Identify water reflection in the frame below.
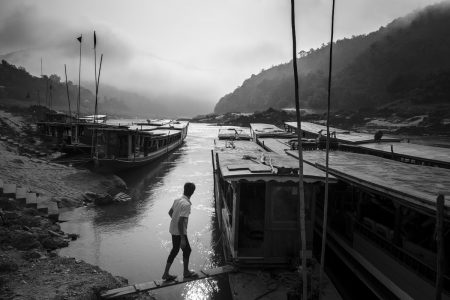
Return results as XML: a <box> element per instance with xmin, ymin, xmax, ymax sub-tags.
<box><xmin>59</xmin><ymin>123</ymin><xmax>232</xmax><ymax>299</ymax></box>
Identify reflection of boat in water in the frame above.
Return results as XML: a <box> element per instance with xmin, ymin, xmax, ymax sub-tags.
<box><xmin>252</xmin><ymin>122</ymin><xmax>450</xmax><ymax>299</ymax></box>
<box><xmin>212</xmin><ymin>136</ymin><xmax>341</xmax><ymax>299</ymax></box>
<box><xmin>91</xmin><ymin>121</ymin><xmax>189</xmax><ymax>173</ymax></box>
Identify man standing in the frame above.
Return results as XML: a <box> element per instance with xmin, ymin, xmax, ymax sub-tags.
<box><xmin>162</xmin><ymin>182</ymin><xmax>198</xmax><ymax>281</ymax></box>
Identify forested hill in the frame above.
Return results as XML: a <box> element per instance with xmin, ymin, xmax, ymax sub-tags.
<box><xmin>0</xmin><ymin>60</ymin><xmax>162</xmax><ymax>117</ymax></box>
<box><xmin>214</xmin><ymin>2</ymin><xmax>450</xmax><ymax>115</ymax></box>
<box><xmin>0</xmin><ymin>59</ymin><xmax>98</xmax><ymax>114</ymax></box>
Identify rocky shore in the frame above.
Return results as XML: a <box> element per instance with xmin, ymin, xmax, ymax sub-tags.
<box><xmin>0</xmin><ymin>107</ymin><xmax>152</xmax><ymax>299</ymax></box>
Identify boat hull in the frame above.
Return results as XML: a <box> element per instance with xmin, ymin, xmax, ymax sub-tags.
<box><xmin>93</xmin><ymin>139</ymin><xmax>184</xmax><ymax>173</ymax></box>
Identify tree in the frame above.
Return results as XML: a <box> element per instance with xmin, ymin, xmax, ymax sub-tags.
<box><xmin>49</xmin><ymin>74</ymin><xmax>61</xmax><ymax>83</ymax></box>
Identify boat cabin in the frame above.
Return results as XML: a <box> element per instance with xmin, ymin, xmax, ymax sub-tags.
<box><xmin>213</xmin><ymin>140</ymin><xmax>336</xmax><ymax>266</ymax></box>
<box><xmin>287</xmin><ymin>150</ymin><xmax>450</xmax><ymax>299</ymax></box>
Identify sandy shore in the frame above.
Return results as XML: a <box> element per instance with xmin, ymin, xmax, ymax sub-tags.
<box><xmin>0</xmin><ymin>108</ymin><xmax>153</xmax><ymax>299</ymax></box>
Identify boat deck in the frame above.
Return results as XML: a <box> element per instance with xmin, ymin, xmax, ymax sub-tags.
<box><xmin>215</xmin><ymin>139</ymin><xmax>336</xmax><ymax>182</ymax></box>
<box><xmin>284</xmin><ymin>121</ymin><xmax>402</xmax><ymax>144</ymax></box>
<box><xmin>258</xmin><ymin>137</ymin><xmax>292</xmax><ymax>154</ymax></box>
<box><xmin>250</xmin><ymin>123</ymin><xmax>296</xmax><ymax>138</ymax></box>
<box><xmin>344</xmin><ymin>141</ymin><xmax>450</xmax><ymax>168</ymax></box>
<box><xmin>286</xmin><ymin>150</ymin><xmax>450</xmax><ymax>214</ymax></box>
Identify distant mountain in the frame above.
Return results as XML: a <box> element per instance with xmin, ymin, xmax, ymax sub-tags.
<box><xmin>0</xmin><ymin>60</ymin><xmax>183</xmax><ymax>118</ymax></box>
<box><xmin>0</xmin><ymin>59</ymin><xmax>97</xmax><ymax>114</ymax></box>
<box><xmin>214</xmin><ymin>2</ymin><xmax>450</xmax><ymax>116</ymax></box>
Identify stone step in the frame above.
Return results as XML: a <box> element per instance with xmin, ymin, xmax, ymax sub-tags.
<box><xmin>47</xmin><ymin>201</ymin><xmax>59</xmax><ymax>221</ymax></box>
<box><xmin>16</xmin><ymin>187</ymin><xmax>27</xmax><ymax>199</ymax></box>
<box><xmin>3</xmin><ymin>183</ymin><xmax>16</xmax><ymax>196</ymax></box>
<box><xmin>25</xmin><ymin>193</ymin><xmax>37</xmax><ymax>208</ymax></box>
<box><xmin>37</xmin><ymin>196</ymin><xmax>51</xmax><ymax>214</ymax></box>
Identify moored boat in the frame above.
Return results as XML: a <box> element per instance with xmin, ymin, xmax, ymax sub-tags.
<box><xmin>212</xmin><ymin>135</ymin><xmax>341</xmax><ymax>299</ymax></box>
<box><xmin>251</xmin><ymin>122</ymin><xmax>450</xmax><ymax>299</ymax></box>
<box><xmin>91</xmin><ymin>121</ymin><xmax>189</xmax><ymax>173</ymax></box>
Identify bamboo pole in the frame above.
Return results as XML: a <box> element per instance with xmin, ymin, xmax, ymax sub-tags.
<box><xmin>435</xmin><ymin>194</ymin><xmax>444</xmax><ymax>300</ymax></box>
<box><xmin>319</xmin><ymin>0</ymin><xmax>336</xmax><ymax>298</ymax></box>
<box><xmin>290</xmin><ymin>1</ymin><xmax>307</xmax><ymax>298</ymax></box>
<box><xmin>64</xmin><ymin>64</ymin><xmax>72</xmax><ymax>120</ymax></box>
<box><xmin>78</xmin><ymin>34</ymin><xmax>82</xmax><ymax>119</ymax></box>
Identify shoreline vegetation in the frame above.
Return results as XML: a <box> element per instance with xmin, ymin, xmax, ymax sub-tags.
<box><xmin>192</xmin><ymin>107</ymin><xmax>450</xmax><ymax>140</ymax></box>
<box><xmin>0</xmin><ymin>105</ymin><xmax>153</xmax><ymax>299</ymax></box>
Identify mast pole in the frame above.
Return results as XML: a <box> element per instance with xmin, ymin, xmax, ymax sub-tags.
<box><xmin>318</xmin><ymin>0</ymin><xmax>336</xmax><ymax>297</ymax></box>
<box><xmin>290</xmin><ymin>1</ymin><xmax>307</xmax><ymax>299</ymax></box>
<box><xmin>64</xmin><ymin>64</ymin><xmax>72</xmax><ymax>119</ymax></box>
<box><xmin>78</xmin><ymin>34</ymin><xmax>82</xmax><ymax>119</ymax></box>
<box><xmin>94</xmin><ymin>31</ymin><xmax>98</xmax><ymax>124</ymax></box>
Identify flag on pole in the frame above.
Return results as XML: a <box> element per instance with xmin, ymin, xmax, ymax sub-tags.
<box><xmin>77</xmin><ymin>35</ymin><xmax>82</xmax><ymax>43</ymax></box>
<box><xmin>94</xmin><ymin>31</ymin><xmax>97</xmax><ymax>48</ymax></box>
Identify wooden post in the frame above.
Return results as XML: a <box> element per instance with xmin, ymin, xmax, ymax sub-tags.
<box><xmin>435</xmin><ymin>194</ymin><xmax>445</xmax><ymax>300</ymax></box>
<box><xmin>64</xmin><ymin>64</ymin><xmax>72</xmax><ymax>121</ymax></box>
<box><xmin>319</xmin><ymin>0</ymin><xmax>336</xmax><ymax>298</ymax></box>
<box><xmin>290</xmin><ymin>1</ymin><xmax>307</xmax><ymax>298</ymax></box>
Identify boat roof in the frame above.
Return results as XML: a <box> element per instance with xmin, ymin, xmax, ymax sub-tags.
<box><xmin>214</xmin><ymin>140</ymin><xmax>335</xmax><ymax>182</ymax></box>
<box><xmin>258</xmin><ymin>137</ymin><xmax>294</xmax><ymax>154</ymax></box>
<box><xmin>250</xmin><ymin>123</ymin><xmax>296</xmax><ymax>138</ymax></box>
<box><xmin>286</xmin><ymin>150</ymin><xmax>450</xmax><ymax>214</ymax></box>
<box><xmin>358</xmin><ymin>142</ymin><xmax>450</xmax><ymax>166</ymax></box>
<box><xmin>91</xmin><ymin>127</ymin><xmax>180</xmax><ymax>137</ymax></box>
<box><xmin>284</xmin><ymin>121</ymin><xmax>402</xmax><ymax>144</ymax></box>
<box><xmin>80</xmin><ymin>114</ymin><xmax>107</xmax><ymax>119</ymax></box>
<box><xmin>218</xmin><ymin>127</ymin><xmax>252</xmax><ymax>140</ymax></box>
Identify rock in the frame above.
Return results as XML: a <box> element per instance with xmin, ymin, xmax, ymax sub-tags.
<box><xmin>0</xmin><ymin>258</ymin><xmax>18</xmax><ymax>273</ymax></box>
<box><xmin>84</xmin><ymin>192</ymin><xmax>115</xmax><ymax>206</ymax></box>
<box><xmin>12</xmin><ymin>158</ymin><xmax>24</xmax><ymax>164</ymax></box>
<box><xmin>3</xmin><ymin>212</ymin><xmax>19</xmax><ymax>220</ymax></box>
<box><xmin>23</xmin><ymin>208</ymin><xmax>40</xmax><ymax>216</ymax></box>
<box><xmin>19</xmin><ymin>215</ymin><xmax>41</xmax><ymax>228</ymax></box>
<box><xmin>41</xmin><ymin>237</ymin><xmax>69</xmax><ymax>250</ymax></box>
<box><xmin>94</xmin><ymin>194</ymin><xmax>113</xmax><ymax>206</ymax></box>
<box><xmin>11</xmin><ymin>230</ymin><xmax>41</xmax><ymax>250</ymax></box>
<box><xmin>67</xmin><ymin>233</ymin><xmax>79</xmax><ymax>241</ymax></box>
<box><xmin>0</xmin><ymin>228</ymin><xmax>11</xmax><ymax>246</ymax></box>
<box><xmin>22</xmin><ymin>250</ymin><xmax>42</xmax><ymax>260</ymax></box>
<box><xmin>108</xmin><ymin>174</ymin><xmax>128</xmax><ymax>190</ymax></box>
<box><xmin>0</xmin><ymin>198</ymin><xmax>18</xmax><ymax>210</ymax></box>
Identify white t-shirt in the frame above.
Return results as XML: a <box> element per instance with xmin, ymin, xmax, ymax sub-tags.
<box><xmin>169</xmin><ymin>195</ymin><xmax>191</xmax><ymax>235</ymax></box>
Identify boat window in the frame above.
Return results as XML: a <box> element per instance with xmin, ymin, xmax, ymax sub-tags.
<box><xmin>269</xmin><ymin>183</ymin><xmax>298</xmax><ymax>222</ymax></box>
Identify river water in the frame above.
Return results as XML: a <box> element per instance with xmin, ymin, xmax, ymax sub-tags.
<box><xmin>59</xmin><ymin>123</ymin><xmax>231</xmax><ymax>300</ymax></box>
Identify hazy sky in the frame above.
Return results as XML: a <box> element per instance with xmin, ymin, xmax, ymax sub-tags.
<box><xmin>0</xmin><ymin>0</ymin><xmax>444</xmax><ymax>114</ymax></box>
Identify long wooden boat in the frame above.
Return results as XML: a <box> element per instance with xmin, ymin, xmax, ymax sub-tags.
<box><xmin>212</xmin><ymin>134</ymin><xmax>341</xmax><ymax>299</ymax></box>
<box><xmin>251</xmin><ymin>123</ymin><xmax>450</xmax><ymax>299</ymax></box>
<box><xmin>91</xmin><ymin>121</ymin><xmax>189</xmax><ymax>173</ymax></box>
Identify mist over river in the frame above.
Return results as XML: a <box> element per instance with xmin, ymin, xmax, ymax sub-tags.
<box><xmin>58</xmin><ymin>123</ymin><xmax>231</xmax><ymax>300</ymax></box>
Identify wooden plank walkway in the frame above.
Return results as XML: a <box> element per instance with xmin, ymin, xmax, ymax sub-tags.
<box><xmin>100</xmin><ymin>265</ymin><xmax>236</xmax><ymax>299</ymax></box>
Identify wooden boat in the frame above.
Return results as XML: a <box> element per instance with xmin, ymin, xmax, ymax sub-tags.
<box><xmin>91</xmin><ymin>121</ymin><xmax>189</xmax><ymax>172</ymax></box>
<box><xmin>218</xmin><ymin>127</ymin><xmax>252</xmax><ymax>140</ymax></box>
<box><xmin>212</xmin><ymin>136</ymin><xmax>341</xmax><ymax>299</ymax></box>
<box><xmin>36</xmin><ymin>112</ymin><xmax>125</xmax><ymax>154</ymax></box>
<box><xmin>250</xmin><ymin>123</ymin><xmax>450</xmax><ymax>299</ymax></box>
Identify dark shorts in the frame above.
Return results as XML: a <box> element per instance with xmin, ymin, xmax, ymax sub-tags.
<box><xmin>167</xmin><ymin>234</ymin><xmax>191</xmax><ymax>264</ymax></box>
